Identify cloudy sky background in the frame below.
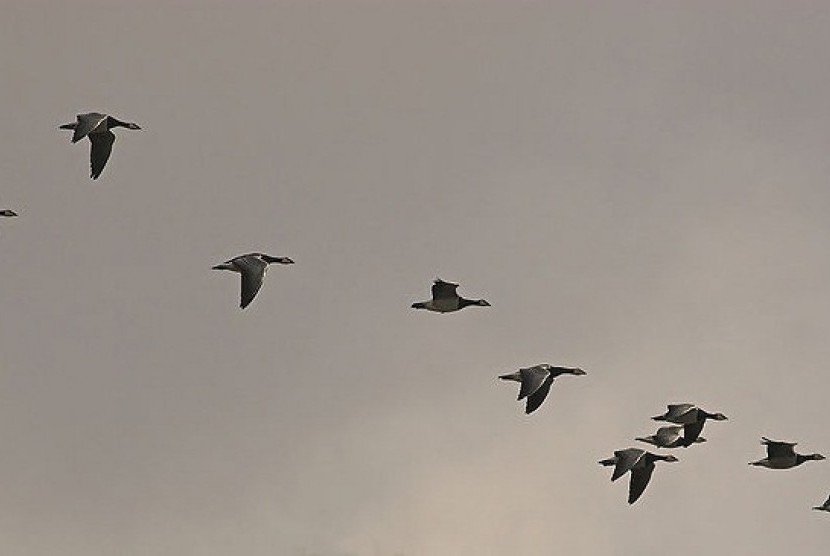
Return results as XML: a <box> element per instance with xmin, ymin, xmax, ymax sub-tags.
<box><xmin>1</xmin><ymin>1</ymin><xmax>829</xmax><ymax>554</ymax></box>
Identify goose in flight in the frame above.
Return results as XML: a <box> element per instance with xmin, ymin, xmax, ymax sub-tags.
<box><xmin>498</xmin><ymin>364</ymin><xmax>586</xmax><ymax>414</ymax></box>
<box><xmin>636</xmin><ymin>425</ymin><xmax>706</xmax><ymax>449</ymax></box>
<box><xmin>749</xmin><ymin>437</ymin><xmax>825</xmax><ymax>469</ymax></box>
<box><xmin>60</xmin><ymin>113</ymin><xmax>141</xmax><ymax>179</ymax></box>
<box><xmin>599</xmin><ymin>448</ymin><xmax>679</xmax><ymax>505</ymax></box>
<box><xmin>212</xmin><ymin>253</ymin><xmax>294</xmax><ymax>309</ymax></box>
<box><xmin>411</xmin><ymin>278</ymin><xmax>490</xmax><ymax>313</ymax></box>
<box><xmin>813</xmin><ymin>493</ymin><xmax>830</xmax><ymax>512</ymax></box>
<box><xmin>652</xmin><ymin>404</ymin><xmax>727</xmax><ymax>444</ymax></box>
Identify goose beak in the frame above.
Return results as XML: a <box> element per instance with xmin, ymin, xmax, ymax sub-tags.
<box><xmin>573</xmin><ymin>368</ymin><xmax>587</xmax><ymax>375</ymax></box>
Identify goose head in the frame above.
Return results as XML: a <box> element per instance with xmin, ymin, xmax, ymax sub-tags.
<box><xmin>262</xmin><ymin>255</ymin><xmax>295</xmax><ymax>265</ymax></box>
<box><xmin>0</xmin><ymin>210</ymin><xmax>17</xmax><ymax>217</ymax></box>
<box><xmin>704</xmin><ymin>411</ymin><xmax>728</xmax><ymax>421</ymax></box>
<box><xmin>472</xmin><ymin>299</ymin><xmax>491</xmax><ymax>307</ymax></box>
<box><xmin>657</xmin><ymin>454</ymin><xmax>679</xmax><ymax>463</ymax></box>
<box><xmin>108</xmin><ymin>117</ymin><xmax>141</xmax><ymax>130</ymax></box>
<box><xmin>805</xmin><ymin>453</ymin><xmax>826</xmax><ymax>461</ymax></box>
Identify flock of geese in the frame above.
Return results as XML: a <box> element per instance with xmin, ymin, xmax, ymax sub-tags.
<box><xmin>2</xmin><ymin>111</ymin><xmax>828</xmax><ymax>511</ymax></box>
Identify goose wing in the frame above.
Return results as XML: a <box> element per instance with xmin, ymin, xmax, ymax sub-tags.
<box><xmin>762</xmin><ymin>437</ymin><xmax>796</xmax><ymax>459</ymax></box>
<box><xmin>628</xmin><ymin>461</ymin><xmax>656</xmax><ymax>504</ymax></box>
<box><xmin>664</xmin><ymin>404</ymin><xmax>696</xmax><ymax>421</ymax></box>
<box><xmin>611</xmin><ymin>448</ymin><xmax>645</xmax><ymax>481</ymax></box>
<box><xmin>516</xmin><ymin>366</ymin><xmax>551</xmax><ymax>400</ymax></box>
<box><xmin>236</xmin><ymin>255</ymin><xmax>269</xmax><ymax>309</ymax></box>
<box><xmin>89</xmin><ymin>131</ymin><xmax>115</xmax><ymax>179</ymax></box>
<box><xmin>431</xmin><ymin>279</ymin><xmax>459</xmax><ymax>300</ymax></box>
<box><xmin>72</xmin><ymin>113</ymin><xmax>108</xmax><ymax>143</ymax></box>
<box><xmin>524</xmin><ymin>374</ymin><xmax>554</xmax><ymax>414</ymax></box>
<box><xmin>655</xmin><ymin>426</ymin><xmax>683</xmax><ymax>446</ymax></box>
<box><xmin>682</xmin><ymin>419</ymin><xmax>706</xmax><ymax>445</ymax></box>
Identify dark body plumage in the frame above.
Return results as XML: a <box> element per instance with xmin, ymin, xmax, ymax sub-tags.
<box><xmin>498</xmin><ymin>364</ymin><xmax>586</xmax><ymax>414</ymax></box>
<box><xmin>652</xmin><ymin>404</ymin><xmax>727</xmax><ymax>445</ymax></box>
<box><xmin>411</xmin><ymin>278</ymin><xmax>490</xmax><ymax>313</ymax></box>
<box><xmin>636</xmin><ymin>425</ymin><xmax>706</xmax><ymax>449</ymax></box>
<box><xmin>212</xmin><ymin>253</ymin><xmax>294</xmax><ymax>309</ymax></box>
<box><xmin>60</xmin><ymin>112</ymin><xmax>141</xmax><ymax>179</ymax></box>
<box><xmin>749</xmin><ymin>437</ymin><xmax>825</xmax><ymax>469</ymax></box>
<box><xmin>599</xmin><ymin>448</ymin><xmax>678</xmax><ymax>504</ymax></box>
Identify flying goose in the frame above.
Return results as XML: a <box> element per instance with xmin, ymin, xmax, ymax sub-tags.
<box><xmin>0</xmin><ymin>210</ymin><xmax>17</xmax><ymax>217</ymax></box>
<box><xmin>60</xmin><ymin>113</ymin><xmax>141</xmax><ymax>179</ymax></box>
<box><xmin>212</xmin><ymin>253</ymin><xmax>294</xmax><ymax>309</ymax></box>
<box><xmin>599</xmin><ymin>448</ymin><xmax>679</xmax><ymax>504</ymax></box>
<box><xmin>636</xmin><ymin>425</ymin><xmax>706</xmax><ymax>449</ymax></box>
<box><xmin>749</xmin><ymin>437</ymin><xmax>825</xmax><ymax>469</ymax></box>
<box><xmin>652</xmin><ymin>404</ymin><xmax>727</xmax><ymax>444</ymax></box>
<box><xmin>813</xmin><ymin>493</ymin><xmax>830</xmax><ymax>512</ymax></box>
<box><xmin>498</xmin><ymin>364</ymin><xmax>586</xmax><ymax>414</ymax></box>
<box><xmin>411</xmin><ymin>278</ymin><xmax>490</xmax><ymax>313</ymax></box>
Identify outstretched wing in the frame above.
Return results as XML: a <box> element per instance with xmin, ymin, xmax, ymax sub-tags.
<box><xmin>524</xmin><ymin>375</ymin><xmax>554</xmax><ymax>414</ymax></box>
<box><xmin>655</xmin><ymin>426</ymin><xmax>684</xmax><ymax>446</ymax></box>
<box><xmin>89</xmin><ymin>131</ymin><xmax>115</xmax><ymax>179</ymax></box>
<box><xmin>628</xmin><ymin>462</ymin><xmax>656</xmax><ymax>504</ymax></box>
<box><xmin>682</xmin><ymin>419</ymin><xmax>706</xmax><ymax>445</ymax></box>
<box><xmin>664</xmin><ymin>404</ymin><xmax>696</xmax><ymax>420</ymax></box>
<box><xmin>236</xmin><ymin>256</ymin><xmax>268</xmax><ymax>309</ymax></box>
<box><xmin>72</xmin><ymin>113</ymin><xmax>108</xmax><ymax>143</ymax></box>
<box><xmin>762</xmin><ymin>437</ymin><xmax>796</xmax><ymax>459</ymax></box>
<box><xmin>431</xmin><ymin>279</ymin><xmax>459</xmax><ymax>300</ymax></box>
<box><xmin>611</xmin><ymin>448</ymin><xmax>645</xmax><ymax>481</ymax></box>
<box><xmin>516</xmin><ymin>366</ymin><xmax>550</xmax><ymax>400</ymax></box>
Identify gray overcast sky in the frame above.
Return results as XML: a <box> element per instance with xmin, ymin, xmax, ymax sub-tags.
<box><xmin>1</xmin><ymin>1</ymin><xmax>829</xmax><ymax>554</ymax></box>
